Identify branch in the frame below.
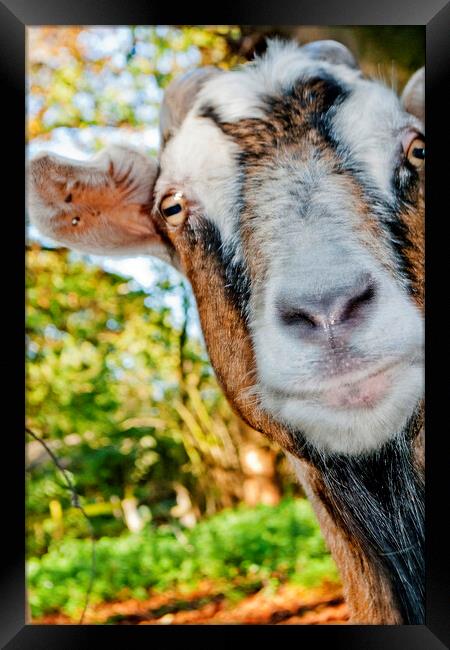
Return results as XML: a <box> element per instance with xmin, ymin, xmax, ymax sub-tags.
<box><xmin>25</xmin><ymin>427</ymin><xmax>96</xmax><ymax>624</ymax></box>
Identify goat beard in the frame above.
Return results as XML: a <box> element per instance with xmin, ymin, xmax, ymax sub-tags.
<box><xmin>295</xmin><ymin>404</ymin><xmax>425</xmax><ymax>624</ymax></box>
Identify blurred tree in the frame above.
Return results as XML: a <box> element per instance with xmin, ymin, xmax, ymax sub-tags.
<box><xmin>27</xmin><ymin>26</ymin><xmax>245</xmax><ymax>144</ymax></box>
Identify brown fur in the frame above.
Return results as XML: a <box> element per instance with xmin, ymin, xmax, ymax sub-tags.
<box><xmin>399</xmin><ymin>190</ymin><xmax>425</xmax><ymax>310</ymax></box>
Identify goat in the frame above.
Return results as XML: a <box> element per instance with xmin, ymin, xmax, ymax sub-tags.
<box><xmin>27</xmin><ymin>40</ymin><xmax>425</xmax><ymax>624</ymax></box>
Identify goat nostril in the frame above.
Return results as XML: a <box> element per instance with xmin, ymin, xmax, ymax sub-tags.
<box><xmin>279</xmin><ymin>307</ymin><xmax>317</xmax><ymax>329</ymax></box>
<box><xmin>340</xmin><ymin>280</ymin><xmax>376</xmax><ymax>323</ymax></box>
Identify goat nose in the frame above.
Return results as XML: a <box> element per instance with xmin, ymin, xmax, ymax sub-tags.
<box><xmin>276</xmin><ymin>274</ymin><xmax>376</xmax><ymax>339</ymax></box>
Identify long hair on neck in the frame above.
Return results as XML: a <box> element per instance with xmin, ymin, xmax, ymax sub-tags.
<box><xmin>300</xmin><ymin>412</ymin><xmax>424</xmax><ymax>624</ymax></box>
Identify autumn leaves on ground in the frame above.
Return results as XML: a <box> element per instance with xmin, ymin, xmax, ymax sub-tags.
<box><xmin>35</xmin><ymin>582</ymin><xmax>348</xmax><ymax>625</ymax></box>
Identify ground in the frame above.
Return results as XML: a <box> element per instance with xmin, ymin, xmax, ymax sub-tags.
<box><xmin>33</xmin><ymin>581</ymin><xmax>349</xmax><ymax>625</ymax></box>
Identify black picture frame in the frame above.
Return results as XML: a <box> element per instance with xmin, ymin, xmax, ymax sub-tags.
<box><xmin>3</xmin><ymin>1</ymin><xmax>449</xmax><ymax>647</ymax></box>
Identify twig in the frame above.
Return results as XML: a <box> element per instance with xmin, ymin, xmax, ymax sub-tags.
<box><xmin>25</xmin><ymin>427</ymin><xmax>96</xmax><ymax>624</ymax></box>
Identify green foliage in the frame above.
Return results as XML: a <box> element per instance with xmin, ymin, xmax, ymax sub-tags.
<box><xmin>28</xmin><ymin>498</ymin><xmax>339</xmax><ymax>618</ymax></box>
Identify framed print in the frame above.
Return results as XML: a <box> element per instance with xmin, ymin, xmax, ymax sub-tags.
<box><xmin>1</xmin><ymin>0</ymin><xmax>449</xmax><ymax>647</ymax></box>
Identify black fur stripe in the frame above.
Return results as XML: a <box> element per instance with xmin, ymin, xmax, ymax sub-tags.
<box><xmin>301</xmin><ymin>416</ymin><xmax>425</xmax><ymax>624</ymax></box>
<box><xmin>186</xmin><ymin>218</ymin><xmax>251</xmax><ymax>321</ymax></box>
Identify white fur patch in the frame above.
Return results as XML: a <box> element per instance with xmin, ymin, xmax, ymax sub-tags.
<box><xmin>157</xmin><ymin>114</ymin><xmax>242</xmax><ymax>245</ymax></box>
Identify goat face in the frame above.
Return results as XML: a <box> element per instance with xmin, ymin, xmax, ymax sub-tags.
<box><xmin>28</xmin><ymin>40</ymin><xmax>425</xmax><ymax>456</ymax></box>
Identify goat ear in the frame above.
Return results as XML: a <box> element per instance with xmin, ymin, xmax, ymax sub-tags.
<box><xmin>27</xmin><ymin>145</ymin><xmax>172</xmax><ymax>262</ymax></box>
<box><xmin>301</xmin><ymin>39</ymin><xmax>358</xmax><ymax>69</ymax></box>
<box><xmin>159</xmin><ymin>67</ymin><xmax>222</xmax><ymax>144</ymax></box>
<box><xmin>401</xmin><ymin>67</ymin><xmax>424</xmax><ymax>124</ymax></box>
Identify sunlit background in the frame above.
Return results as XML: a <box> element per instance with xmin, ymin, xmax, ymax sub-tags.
<box><xmin>26</xmin><ymin>25</ymin><xmax>424</xmax><ymax>625</ymax></box>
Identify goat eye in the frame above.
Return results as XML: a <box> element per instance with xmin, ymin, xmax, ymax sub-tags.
<box><xmin>404</xmin><ymin>133</ymin><xmax>425</xmax><ymax>169</ymax></box>
<box><xmin>71</xmin><ymin>216</ymin><xmax>80</xmax><ymax>226</ymax></box>
<box><xmin>160</xmin><ymin>192</ymin><xmax>188</xmax><ymax>227</ymax></box>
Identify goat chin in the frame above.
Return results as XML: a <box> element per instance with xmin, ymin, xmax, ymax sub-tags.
<box><xmin>256</xmin><ymin>360</ymin><xmax>422</xmax><ymax>455</ymax></box>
